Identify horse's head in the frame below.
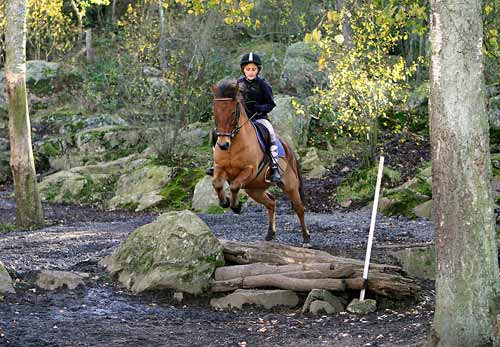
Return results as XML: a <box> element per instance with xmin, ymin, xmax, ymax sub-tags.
<box><xmin>211</xmin><ymin>79</ymin><xmax>242</xmax><ymax>151</ymax></box>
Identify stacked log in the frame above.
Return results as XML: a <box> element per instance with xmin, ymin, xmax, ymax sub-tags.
<box><xmin>213</xmin><ymin>240</ymin><xmax>420</xmax><ymax>299</ymax></box>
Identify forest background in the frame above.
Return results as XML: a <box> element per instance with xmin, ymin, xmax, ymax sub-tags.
<box><xmin>0</xmin><ymin>0</ymin><xmax>499</xmax><ymax>214</ymax></box>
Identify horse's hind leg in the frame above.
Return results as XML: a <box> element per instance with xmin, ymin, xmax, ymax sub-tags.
<box><xmin>245</xmin><ymin>189</ymin><xmax>277</xmax><ymax>241</ymax></box>
<box><xmin>285</xmin><ymin>188</ymin><xmax>311</xmax><ymax>248</ymax></box>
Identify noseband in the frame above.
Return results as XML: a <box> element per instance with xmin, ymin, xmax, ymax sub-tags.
<box><xmin>214</xmin><ymin>98</ymin><xmax>242</xmax><ymax>138</ymax></box>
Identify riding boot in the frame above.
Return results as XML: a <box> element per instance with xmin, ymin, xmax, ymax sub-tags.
<box><xmin>269</xmin><ymin>143</ymin><xmax>281</xmax><ymax>183</ymax></box>
<box><xmin>206</xmin><ymin>129</ymin><xmax>217</xmax><ymax>176</ymax></box>
<box><xmin>270</xmin><ymin>160</ymin><xmax>281</xmax><ymax>183</ymax></box>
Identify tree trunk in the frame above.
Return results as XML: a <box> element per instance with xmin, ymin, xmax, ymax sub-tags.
<box><xmin>85</xmin><ymin>29</ymin><xmax>94</xmax><ymax>62</ymax></box>
<box><xmin>158</xmin><ymin>0</ymin><xmax>167</xmax><ymax>72</ymax></box>
<box><xmin>111</xmin><ymin>0</ymin><xmax>117</xmax><ymax>25</ymax></box>
<box><xmin>5</xmin><ymin>0</ymin><xmax>44</xmax><ymax>229</ymax></box>
<box><xmin>336</xmin><ymin>0</ymin><xmax>353</xmax><ymax>49</ymax></box>
<box><xmin>429</xmin><ymin>0</ymin><xmax>500</xmax><ymax>345</ymax></box>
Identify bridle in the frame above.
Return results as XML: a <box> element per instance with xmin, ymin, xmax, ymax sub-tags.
<box><xmin>213</xmin><ymin>97</ymin><xmax>258</xmax><ymax>138</ymax></box>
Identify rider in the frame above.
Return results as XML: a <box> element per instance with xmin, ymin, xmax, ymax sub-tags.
<box><xmin>207</xmin><ymin>52</ymin><xmax>281</xmax><ymax>183</ymax></box>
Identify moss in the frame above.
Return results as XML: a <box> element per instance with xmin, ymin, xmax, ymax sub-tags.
<box><xmin>43</xmin><ymin>181</ymin><xmax>64</xmax><ymax>202</ymax></box>
<box><xmin>382</xmin><ymin>189</ymin><xmax>430</xmax><ymax>219</ymax></box>
<box><xmin>336</xmin><ymin>165</ymin><xmax>401</xmax><ymax>204</ymax></box>
<box><xmin>206</xmin><ymin>205</ymin><xmax>225</xmax><ymax>214</ymax></box>
<box><xmin>0</xmin><ymin>224</ymin><xmax>16</xmax><ymax>233</ymax></box>
<box><xmin>158</xmin><ymin>168</ymin><xmax>205</xmax><ymax>210</ymax></box>
<box><xmin>41</xmin><ymin>140</ymin><xmax>64</xmax><ymax>156</ymax></box>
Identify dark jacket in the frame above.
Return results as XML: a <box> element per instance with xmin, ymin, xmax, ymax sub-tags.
<box><xmin>237</xmin><ymin>76</ymin><xmax>276</xmax><ymax>121</ymax></box>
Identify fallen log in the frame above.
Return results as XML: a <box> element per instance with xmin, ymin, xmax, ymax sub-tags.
<box><xmin>212</xmin><ymin>267</ymin><xmax>356</xmax><ymax>292</ymax></box>
<box><xmin>220</xmin><ymin>239</ymin><xmax>400</xmax><ymax>272</ymax></box>
<box><xmin>219</xmin><ymin>240</ymin><xmax>420</xmax><ymax>299</ymax></box>
<box><xmin>215</xmin><ymin>262</ymin><xmax>353</xmax><ymax>281</ymax></box>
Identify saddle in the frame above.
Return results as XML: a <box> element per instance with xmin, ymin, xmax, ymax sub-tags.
<box><xmin>251</xmin><ymin>122</ymin><xmax>285</xmax><ymax>157</ymax></box>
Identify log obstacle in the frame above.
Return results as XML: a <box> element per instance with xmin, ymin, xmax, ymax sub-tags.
<box><xmin>214</xmin><ymin>240</ymin><xmax>420</xmax><ymax>299</ymax></box>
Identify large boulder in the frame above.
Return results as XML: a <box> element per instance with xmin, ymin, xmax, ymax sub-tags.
<box><xmin>0</xmin><ymin>261</ymin><xmax>15</xmax><ymax>294</ymax></box>
<box><xmin>270</xmin><ymin>94</ymin><xmax>309</xmax><ymax>150</ymax></box>
<box><xmin>279</xmin><ymin>41</ymin><xmax>327</xmax><ymax>96</ymax></box>
<box><xmin>108</xmin><ymin>165</ymin><xmax>174</xmax><ymax>211</ymax></box>
<box><xmin>103</xmin><ymin>210</ymin><xmax>225</xmax><ymax>294</ymax></box>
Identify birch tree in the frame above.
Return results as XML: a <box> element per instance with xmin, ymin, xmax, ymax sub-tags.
<box><xmin>429</xmin><ymin>0</ymin><xmax>500</xmax><ymax>345</ymax></box>
<box><xmin>5</xmin><ymin>0</ymin><xmax>44</xmax><ymax>228</ymax></box>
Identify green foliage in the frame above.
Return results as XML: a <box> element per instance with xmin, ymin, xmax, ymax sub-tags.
<box><xmin>206</xmin><ymin>205</ymin><xmax>225</xmax><ymax>214</ymax></box>
<box><xmin>159</xmin><ymin>168</ymin><xmax>205</xmax><ymax>210</ymax></box>
<box><xmin>306</xmin><ymin>1</ymin><xmax>418</xmax><ymax>167</ymax></box>
<box><xmin>336</xmin><ymin>165</ymin><xmax>401</xmax><ymax>204</ymax></box>
<box><xmin>381</xmin><ymin>189</ymin><xmax>429</xmax><ymax>219</ymax></box>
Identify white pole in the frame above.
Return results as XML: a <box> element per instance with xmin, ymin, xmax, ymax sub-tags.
<box><xmin>360</xmin><ymin>156</ymin><xmax>384</xmax><ymax>301</ymax></box>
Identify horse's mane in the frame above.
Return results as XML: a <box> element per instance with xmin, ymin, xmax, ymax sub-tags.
<box><xmin>215</xmin><ymin>79</ymin><xmax>239</xmax><ymax>99</ymax></box>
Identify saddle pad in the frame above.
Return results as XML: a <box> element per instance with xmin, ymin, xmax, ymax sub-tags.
<box><xmin>251</xmin><ymin>122</ymin><xmax>285</xmax><ymax>158</ymax></box>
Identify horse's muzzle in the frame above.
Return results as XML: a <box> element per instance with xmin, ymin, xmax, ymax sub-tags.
<box><xmin>218</xmin><ymin>141</ymin><xmax>230</xmax><ymax>151</ymax></box>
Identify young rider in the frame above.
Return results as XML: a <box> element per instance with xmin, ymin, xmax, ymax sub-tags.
<box><xmin>207</xmin><ymin>52</ymin><xmax>281</xmax><ymax>183</ymax></box>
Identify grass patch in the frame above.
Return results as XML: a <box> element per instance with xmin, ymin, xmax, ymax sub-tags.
<box><xmin>0</xmin><ymin>224</ymin><xmax>16</xmax><ymax>233</ymax></box>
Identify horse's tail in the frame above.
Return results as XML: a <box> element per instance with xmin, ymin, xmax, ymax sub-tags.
<box><xmin>279</xmin><ymin>135</ymin><xmax>306</xmax><ymax>205</ymax></box>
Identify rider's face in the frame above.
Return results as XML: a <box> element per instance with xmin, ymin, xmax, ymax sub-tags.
<box><xmin>243</xmin><ymin>63</ymin><xmax>259</xmax><ymax>80</ymax></box>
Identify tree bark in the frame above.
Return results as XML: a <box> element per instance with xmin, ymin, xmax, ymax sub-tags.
<box><xmin>111</xmin><ymin>0</ymin><xmax>117</xmax><ymax>25</ymax></box>
<box><xmin>5</xmin><ymin>0</ymin><xmax>44</xmax><ymax>228</ymax></box>
<box><xmin>85</xmin><ymin>29</ymin><xmax>95</xmax><ymax>62</ymax></box>
<box><xmin>429</xmin><ymin>0</ymin><xmax>500</xmax><ymax>345</ymax></box>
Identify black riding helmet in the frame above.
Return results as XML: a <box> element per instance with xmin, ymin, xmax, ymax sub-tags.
<box><xmin>240</xmin><ymin>52</ymin><xmax>262</xmax><ymax>71</ymax></box>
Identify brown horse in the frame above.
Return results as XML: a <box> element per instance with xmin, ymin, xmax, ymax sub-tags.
<box><xmin>210</xmin><ymin>79</ymin><xmax>311</xmax><ymax>247</ymax></box>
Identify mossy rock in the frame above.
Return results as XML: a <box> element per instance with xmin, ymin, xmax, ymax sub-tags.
<box><xmin>380</xmin><ymin>189</ymin><xmax>431</xmax><ymax>219</ymax></box>
<box><xmin>108</xmin><ymin>165</ymin><xmax>175</xmax><ymax>211</ymax></box>
<box><xmin>39</xmin><ymin>170</ymin><xmax>117</xmax><ymax>207</ymax></box>
<box><xmin>103</xmin><ymin>210</ymin><xmax>225</xmax><ymax>294</ymax></box>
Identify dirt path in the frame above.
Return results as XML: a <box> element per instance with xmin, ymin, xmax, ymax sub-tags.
<box><xmin>0</xmin><ymin>190</ymin><xmax>435</xmax><ymax>347</ymax></box>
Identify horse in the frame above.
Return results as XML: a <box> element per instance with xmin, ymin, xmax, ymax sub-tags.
<box><xmin>210</xmin><ymin>79</ymin><xmax>311</xmax><ymax>247</ymax></box>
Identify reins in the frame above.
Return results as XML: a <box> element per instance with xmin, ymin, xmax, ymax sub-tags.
<box><xmin>214</xmin><ymin>97</ymin><xmax>258</xmax><ymax>138</ymax></box>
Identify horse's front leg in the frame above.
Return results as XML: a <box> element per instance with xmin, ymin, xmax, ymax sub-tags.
<box><xmin>212</xmin><ymin>173</ymin><xmax>229</xmax><ymax>208</ymax></box>
<box><xmin>229</xmin><ymin>167</ymin><xmax>254</xmax><ymax>214</ymax></box>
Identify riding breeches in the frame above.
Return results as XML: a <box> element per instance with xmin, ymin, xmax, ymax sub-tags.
<box><xmin>254</xmin><ymin>119</ymin><xmax>278</xmax><ymax>161</ymax></box>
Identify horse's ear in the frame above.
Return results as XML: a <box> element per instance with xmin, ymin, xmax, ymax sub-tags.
<box><xmin>210</xmin><ymin>84</ymin><xmax>218</xmax><ymax>95</ymax></box>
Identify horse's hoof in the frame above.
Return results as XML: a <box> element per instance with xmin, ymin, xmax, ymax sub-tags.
<box><xmin>231</xmin><ymin>204</ymin><xmax>242</xmax><ymax>214</ymax></box>
<box><xmin>302</xmin><ymin>242</ymin><xmax>312</xmax><ymax>248</ymax></box>
<box><xmin>265</xmin><ymin>233</ymin><xmax>275</xmax><ymax>241</ymax></box>
<box><xmin>220</xmin><ymin>198</ymin><xmax>230</xmax><ymax>208</ymax></box>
